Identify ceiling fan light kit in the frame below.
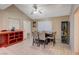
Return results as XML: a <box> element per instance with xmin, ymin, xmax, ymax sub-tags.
<box><xmin>31</xmin><ymin>4</ymin><xmax>42</xmax><ymax>15</ymax></box>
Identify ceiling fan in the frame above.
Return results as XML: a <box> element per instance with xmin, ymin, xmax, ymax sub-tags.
<box><xmin>31</xmin><ymin>4</ymin><xmax>42</xmax><ymax>15</ymax></box>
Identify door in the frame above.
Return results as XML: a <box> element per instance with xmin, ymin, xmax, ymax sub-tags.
<box><xmin>23</xmin><ymin>20</ymin><xmax>31</xmax><ymax>40</ymax></box>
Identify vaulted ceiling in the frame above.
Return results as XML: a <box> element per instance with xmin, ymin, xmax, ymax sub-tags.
<box><xmin>0</xmin><ymin>4</ymin><xmax>72</xmax><ymax>19</ymax></box>
<box><xmin>0</xmin><ymin>4</ymin><xmax>11</xmax><ymax>9</ymax></box>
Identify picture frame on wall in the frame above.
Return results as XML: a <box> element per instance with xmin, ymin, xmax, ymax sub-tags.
<box><xmin>33</xmin><ymin>21</ymin><xmax>36</xmax><ymax>27</ymax></box>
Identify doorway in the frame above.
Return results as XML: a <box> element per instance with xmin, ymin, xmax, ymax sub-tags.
<box><xmin>61</xmin><ymin>21</ymin><xmax>70</xmax><ymax>44</ymax></box>
<box><xmin>23</xmin><ymin>20</ymin><xmax>32</xmax><ymax>41</ymax></box>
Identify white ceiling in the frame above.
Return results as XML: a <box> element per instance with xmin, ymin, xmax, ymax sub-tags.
<box><xmin>0</xmin><ymin>4</ymin><xmax>11</xmax><ymax>9</ymax></box>
<box><xmin>0</xmin><ymin>4</ymin><xmax>72</xmax><ymax>19</ymax></box>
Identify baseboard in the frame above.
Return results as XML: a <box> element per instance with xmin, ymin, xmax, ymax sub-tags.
<box><xmin>75</xmin><ymin>52</ymin><xmax>79</xmax><ymax>55</ymax></box>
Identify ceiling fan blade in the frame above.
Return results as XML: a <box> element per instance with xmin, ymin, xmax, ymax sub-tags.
<box><xmin>33</xmin><ymin>4</ymin><xmax>37</xmax><ymax>9</ymax></box>
<box><xmin>31</xmin><ymin>4</ymin><xmax>42</xmax><ymax>14</ymax></box>
<box><xmin>39</xmin><ymin>11</ymin><xmax>42</xmax><ymax>14</ymax></box>
<box><xmin>31</xmin><ymin>11</ymin><xmax>33</xmax><ymax>15</ymax></box>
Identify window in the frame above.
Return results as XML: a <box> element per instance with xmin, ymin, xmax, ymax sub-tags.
<box><xmin>37</xmin><ymin>20</ymin><xmax>52</xmax><ymax>32</ymax></box>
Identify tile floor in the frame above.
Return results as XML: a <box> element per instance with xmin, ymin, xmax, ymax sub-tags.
<box><xmin>0</xmin><ymin>39</ymin><xmax>74</xmax><ymax>55</ymax></box>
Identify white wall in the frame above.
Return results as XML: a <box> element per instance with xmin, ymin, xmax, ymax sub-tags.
<box><xmin>0</xmin><ymin>5</ymin><xmax>32</xmax><ymax>40</ymax></box>
<box><xmin>69</xmin><ymin>5</ymin><xmax>79</xmax><ymax>52</ymax></box>
<box><xmin>69</xmin><ymin>4</ymin><xmax>79</xmax><ymax>53</ymax></box>
<box><xmin>8</xmin><ymin>18</ymin><xmax>20</xmax><ymax>29</ymax></box>
<box><xmin>72</xmin><ymin>6</ymin><xmax>79</xmax><ymax>53</ymax></box>
<box><xmin>74</xmin><ymin>12</ymin><xmax>79</xmax><ymax>53</ymax></box>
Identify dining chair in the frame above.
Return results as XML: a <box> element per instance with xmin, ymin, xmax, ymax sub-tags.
<box><xmin>54</xmin><ymin>32</ymin><xmax>56</xmax><ymax>43</ymax></box>
<box><xmin>51</xmin><ymin>32</ymin><xmax>56</xmax><ymax>46</ymax></box>
<box><xmin>32</xmin><ymin>31</ymin><xmax>40</xmax><ymax>46</ymax></box>
<box><xmin>46</xmin><ymin>32</ymin><xmax>56</xmax><ymax>46</ymax></box>
<box><xmin>39</xmin><ymin>31</ymin><xmax>47</xmax><ymax>48</ymax></box>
